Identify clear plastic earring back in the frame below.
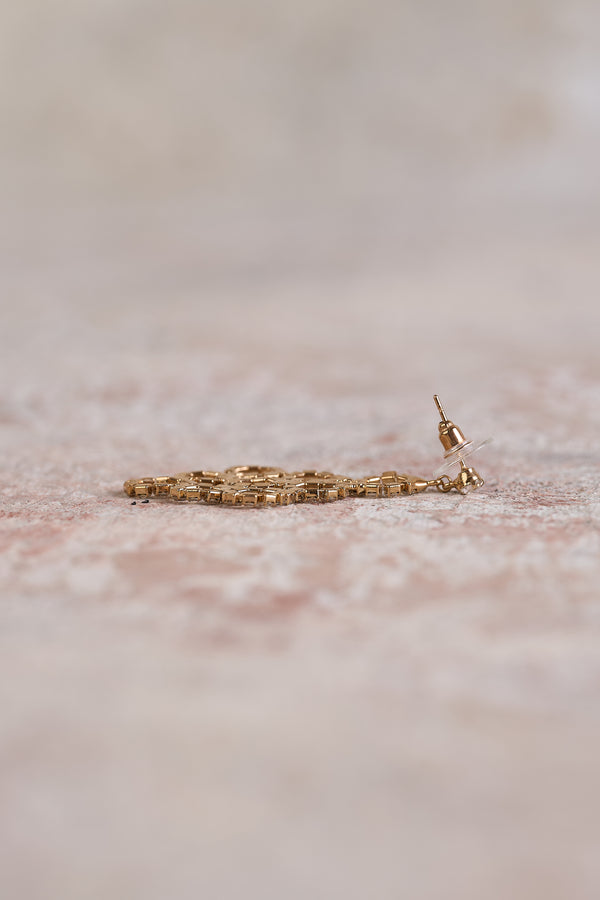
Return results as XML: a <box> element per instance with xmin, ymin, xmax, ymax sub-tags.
<box><xmin>434</xmin><ymin>437</ymin><xmax>492</xmax><ymax>476</ymax></box>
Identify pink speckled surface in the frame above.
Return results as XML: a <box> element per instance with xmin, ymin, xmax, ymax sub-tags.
<box><xmin>2</xmin><ymin>2</ymin><xmax>600</xmax><ymax>899</ymax></box>
<box><xmin>2</xmin><ymin>244</ymin><xmax>600</xmax><ymax>900</ymax></box>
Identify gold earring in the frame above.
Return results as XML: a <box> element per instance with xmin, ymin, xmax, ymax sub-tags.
<box><xmin>123</xmin><ymin>395</ymin><xmax>489</xmax><ymax>505</ymax></box>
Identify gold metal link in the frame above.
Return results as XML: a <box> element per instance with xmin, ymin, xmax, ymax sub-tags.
<box><xmin>123</xmin><ymin>467</ymin><xmax>477</xmax><ymax>505</ymax></box>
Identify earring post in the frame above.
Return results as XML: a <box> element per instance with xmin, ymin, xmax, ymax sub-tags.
<box><xmin>433</xmin><ymin>394</ymin><xmax>448</xmax><ymax>422</ymax></box>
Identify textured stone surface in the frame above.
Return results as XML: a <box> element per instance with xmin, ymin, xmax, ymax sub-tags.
<box><xmin>2</xmin><ymin>2</ymin><xmax>600</xmax><ymax>899</ymax></box>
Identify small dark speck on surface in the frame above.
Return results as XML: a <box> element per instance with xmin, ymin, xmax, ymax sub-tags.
<box><xmin>131</xmin><ymin>501</ymin><xmax>136</xmax><ymax>505</ymax></box>
<box><xmin>141</xmin><ymin>499</ymin><xmax>149</xmax><ymax>504</ymax></box>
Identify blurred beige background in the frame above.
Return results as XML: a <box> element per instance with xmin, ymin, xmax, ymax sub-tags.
<box><xmin>3</xmin><ymin>1</ymin><xmax>600</xmax><ymax>288</ymax></box>
<box><xmin>1</xmin><ymin>2</ymin><xmax>600</xmax><ymax>899</ymax></box>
